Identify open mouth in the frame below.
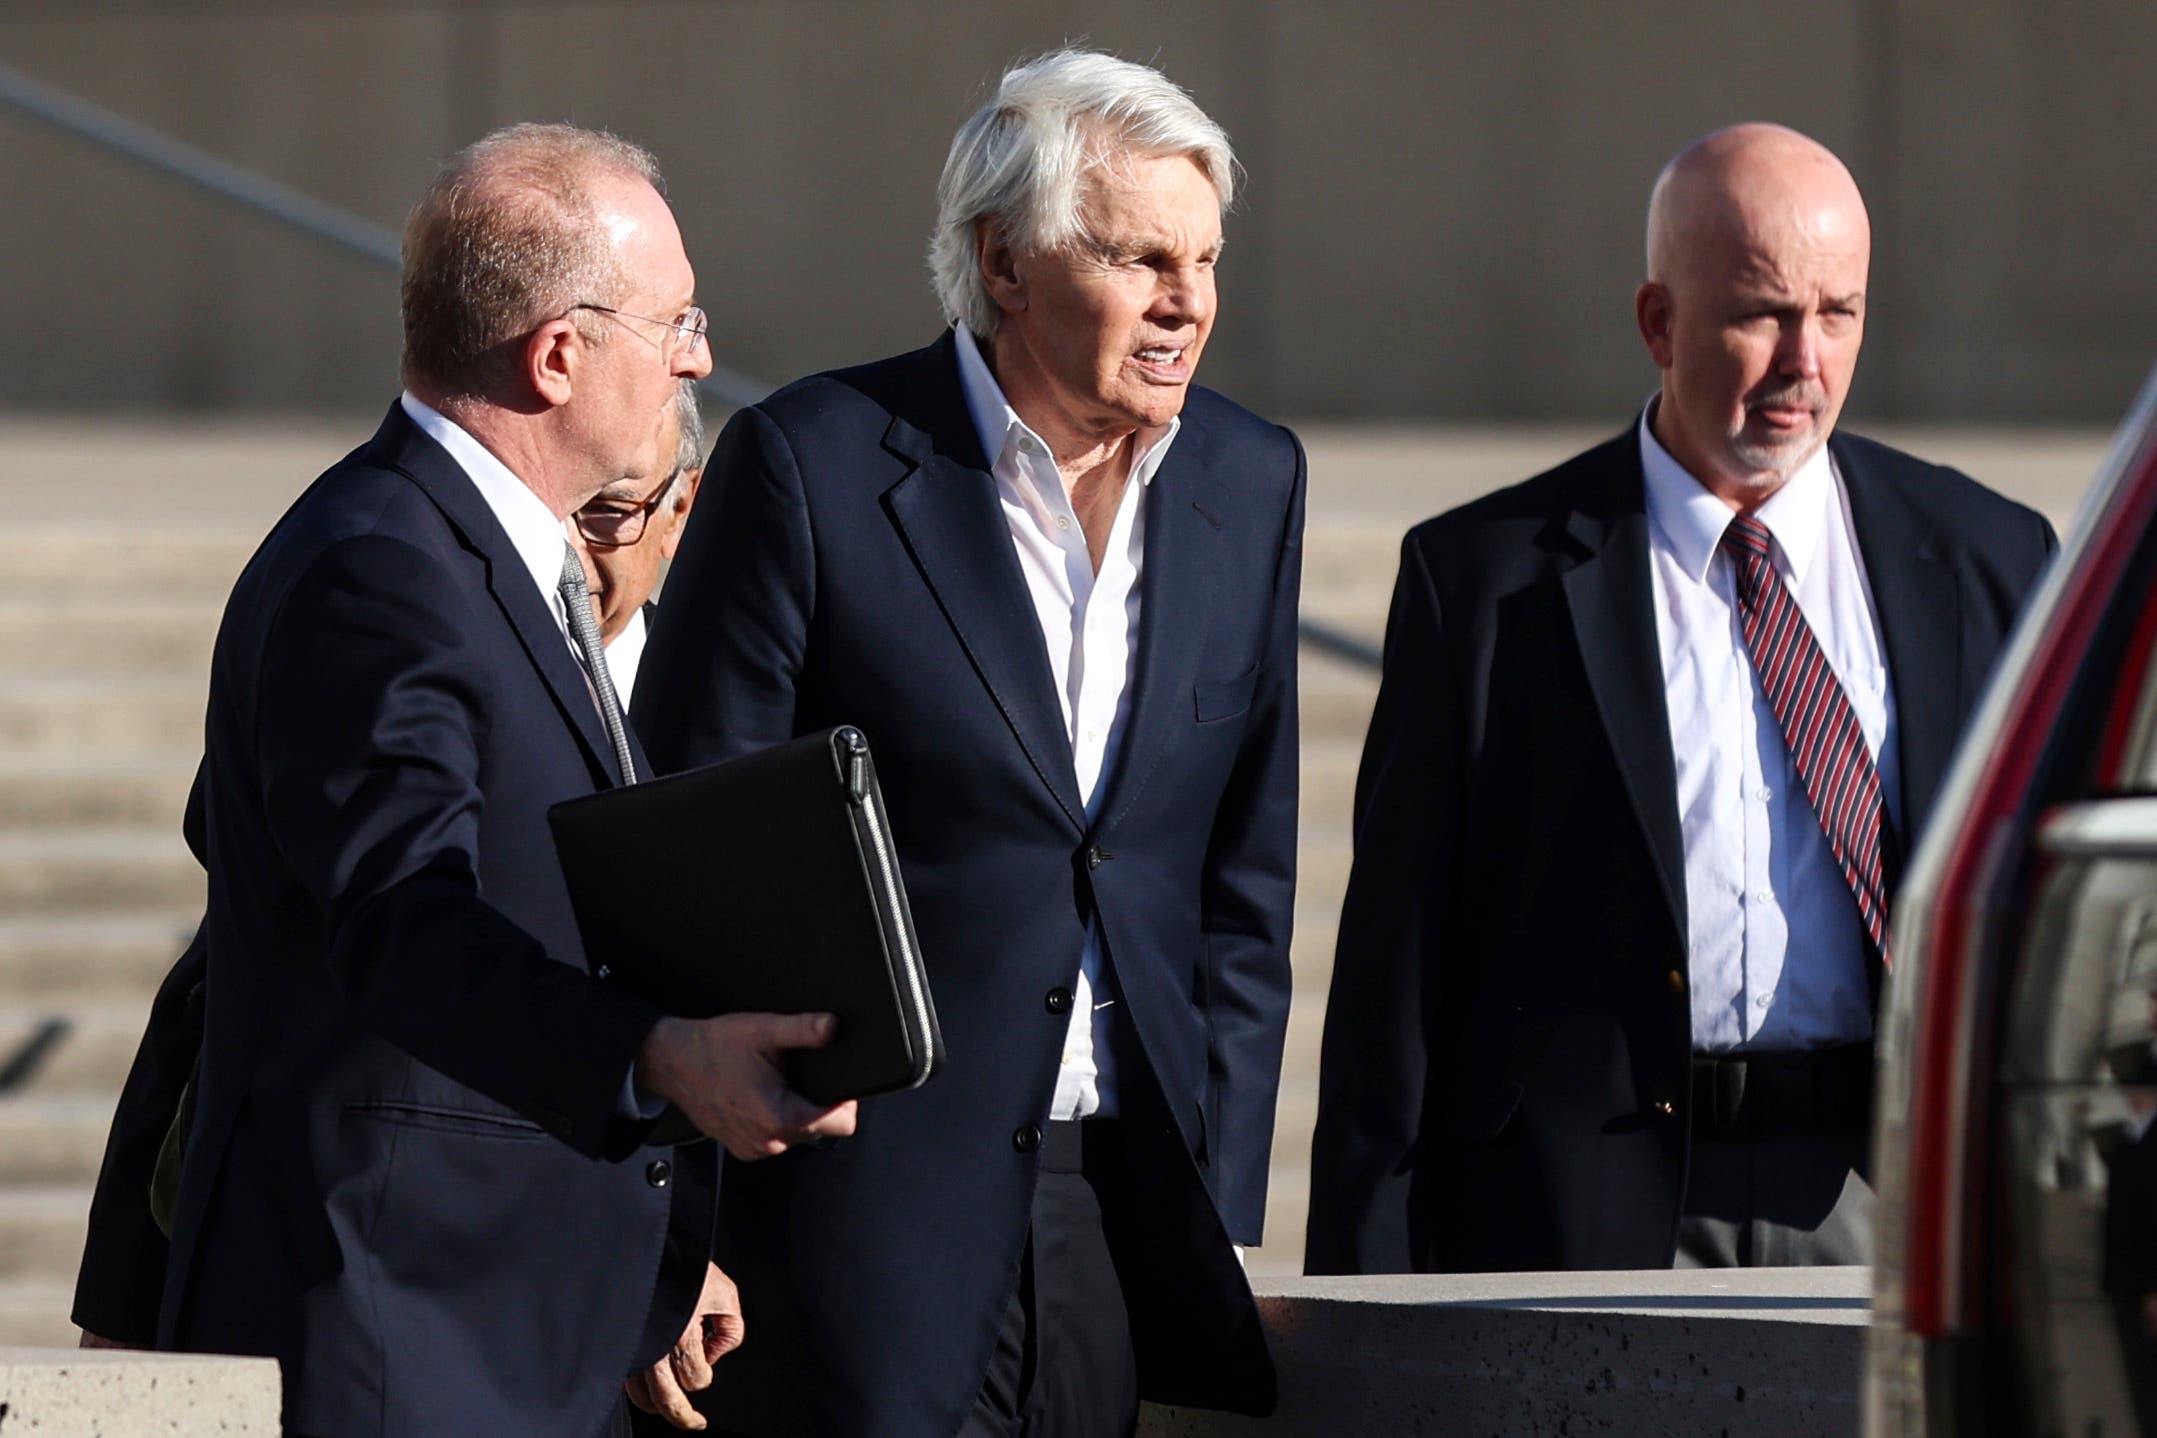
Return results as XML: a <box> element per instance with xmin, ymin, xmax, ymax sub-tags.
<box><xmin>1130</xmin><ymin>344</ymin><xmax>1191</xmax><ymax>381</ymax></box>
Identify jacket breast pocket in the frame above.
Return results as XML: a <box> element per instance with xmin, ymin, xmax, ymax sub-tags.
<box><xmin>1193</xmin><ymin>665</ymin><xmax>1261</xmax><ymax>723</ymax></box>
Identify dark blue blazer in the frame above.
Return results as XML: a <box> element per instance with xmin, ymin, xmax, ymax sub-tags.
<box><xmin>636</xmin><ymin>334</ymin><xmax>1303</xmax><ymax>1435</ymax></box>
<box><xmin>161</xmin><ymin>404</ymin><xmax>715</xmax><ymax>1437</ymax></box>
<box><xmin>1306</xmin><ymin>427</ymin><xmax>2056</xmax><ymax>1276</ymax></box>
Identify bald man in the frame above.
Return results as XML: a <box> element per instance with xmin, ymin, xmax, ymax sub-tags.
<box><xmin>1305</xmin><ymin>124</ymin><xmax>2055</xmax><ymax>1274</ymax></box>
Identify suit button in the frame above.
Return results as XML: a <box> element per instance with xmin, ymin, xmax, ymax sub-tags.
<box><xmin>596</xmin><ymin>965</ymin><xmax>612</xmax><ymax>981</ymax></box>
<box><xmin>646</xmin><ymin>1160</ymin><xmax>672</xmax><ymax>1188</ymax></box>
<box><xmin>1651</xmin><ymin>1099</ymin><xmax>1676</xmax><ymax>1118</ymax></box>
<box><xmin>1667</xmin><ymin>969</ymin><xmax>1686</xmax><ymax>994</ymax></box>
<box><xmin>1046</xmin><ymin>987</ymin><xmax>1073</xmax><ymax>1014</ymax></box>
<box><xmin>1013</xmin><ymin>1125</ymin><xmax>1042</xmax><ymax>1153</ymax></box>
<box><xmin>1085</xmin><ymin>846</ymin><xmax>1104</xmax><ymax>871</ymax></box>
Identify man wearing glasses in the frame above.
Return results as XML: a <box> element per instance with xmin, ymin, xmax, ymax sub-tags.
<box><xmin>73</xmin><ymin>386</ymin><xmax>707</xmax><ymax>1379</ymax></box>
<box><xmin>568</xmin><ymin>379</ymin><xmax>706</xmax><ymax>702</ymax></box>
<box><xmin>73</xmin><ymin>125</ymin><xmax>850</xmax><ymax>1438</ymax></box>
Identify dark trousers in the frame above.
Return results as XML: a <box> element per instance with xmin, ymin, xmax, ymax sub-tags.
<box><xmin>961</xmin><ymin>1120</ymin><xmax>1142</xmax><ymax>1438</ymax></box>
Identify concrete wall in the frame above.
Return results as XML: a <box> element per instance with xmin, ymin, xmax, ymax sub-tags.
<box><xmin>0</xmin><ymin>0</ymin><xmax>2150</xmax><ymax>423</ymax></box>
<box><xmin>1140</xmin><ymin>1268</ymin><xmax>1870</xmax><ymax>1437</ymax></box>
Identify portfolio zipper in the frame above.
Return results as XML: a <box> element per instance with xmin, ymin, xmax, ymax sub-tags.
<box><xmin>839</xmin><ymin>728</ymin><xmax>935</xmax><ymax>1087</ymax></box>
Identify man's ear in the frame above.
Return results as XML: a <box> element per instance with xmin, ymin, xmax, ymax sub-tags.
<box><xmin>978</xmin><ymin>218</ymin><xmax>1027</xmax><ymax>318</ymax></box>
<box><xmin>660</xmin><ymin>467</ymin><xmax>704</xmax><ymax>562</ymax></box>
<box><xmin>525</xmin><ymin>317</ymin><xmax>581</xmax><ymax>408</ymax></box>
<box><xmin>1635</xmin><ymin>283</ymin><xmax>1676</xmax><ymax>369</ymax></box>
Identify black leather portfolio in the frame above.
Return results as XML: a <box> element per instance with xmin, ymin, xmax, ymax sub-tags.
<box><xmin>548</xmin><ymin>726</ymin><xmax>945</xmax><ymax>1105</ymax></box>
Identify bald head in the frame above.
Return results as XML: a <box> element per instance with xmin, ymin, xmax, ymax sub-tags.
<box><xmin>1646</xmin><ymin>124</ymin><xmax>1870</xmax><ymax>285</ymax></box>
<box><xmin>1636</xmin><ymin>124</ymin><xmax>1872</xmax><ymax>506</ymax></box>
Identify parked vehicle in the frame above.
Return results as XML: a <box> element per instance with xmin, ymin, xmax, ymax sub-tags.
<box><xmin>1872</xmin><ymin>366</ymin><xmax>2157</xmax><ymax>1435</ymax></box>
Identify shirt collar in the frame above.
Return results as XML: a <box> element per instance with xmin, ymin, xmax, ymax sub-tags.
<box><xmin>951</xmin><ymin>325</ymin><xmax>1178</xmax><ymax>488</ymax></box>
<box><xmin>1637</xmin><ymin>399</ymin><xmax>1838</xmax><ymax>586</ymax></box>
<box><xmin>400</xmin><ymin>391</ymin><xmax>570</xmax><ymax>604</ymax></box>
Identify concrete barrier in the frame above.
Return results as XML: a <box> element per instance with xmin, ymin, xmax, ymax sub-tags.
<box><xmin>1141</xmin><ymin>1268</ymin><xmax>1868</xmax><ymax>1437</ymax></box>
<box><xmin>0</xmin><ymin>1346</ymin><xmax>279</xmax><ymax>1435</ymax></box>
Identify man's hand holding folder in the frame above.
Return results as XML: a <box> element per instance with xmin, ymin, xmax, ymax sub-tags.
<box><xmin>638</xmin><ymin>1011</ymin><xmax>859</xmax><ymax>1159</ymax></box>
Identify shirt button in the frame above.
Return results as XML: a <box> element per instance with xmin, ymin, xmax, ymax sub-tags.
<box><xmin>1757</xmin><ymin>787</ymin><xmax>1773</xmax><ymax>802</ymax></box>
<box><xmin>1046</xmin><ymin>986</ymin><xmax>1074</xmax><ymax>1014</ymax></box>
<box><xmin>1055</xmin><ymin>515</ymin><xmax>1071</xmax><ymax>531</ymax></box>
<box><xmin>645</xmin><ymin>1160</ymin><xmax>672</xmax><ymax>1188</ymax></box>
<box><xmin>1756</xmin><ymin>889</ymin><xmax>1773</xmax><ymax>903</ymax></box>
<box><xmin>1756</xmin><ymin>994</ymin><xmax>1772</xmax><ymax>1009</ymax></box>
<box><xmin>1013</xmin><ymin>1125</ymin><xmax>1042</xmax><ymax>1153</ymax></box>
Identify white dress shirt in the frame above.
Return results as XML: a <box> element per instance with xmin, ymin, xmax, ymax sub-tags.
<box><xmin>953</xmin><ymin>326</ymin><xmax>1180</xmax><ymax>1120</ymax></box>
<box><xmin>1639</xmin><ymin>409</ymin><xmax>1900</xmax><ymax>1053</ymax></box>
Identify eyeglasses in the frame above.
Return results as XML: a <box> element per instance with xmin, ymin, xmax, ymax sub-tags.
<box><xmin>570</xmin><ymin>303</ymin><xmax>709</xmax><ymax>360</ymax></box>
<box><xmin>573</xmin><ymin>474</ymin><xmax>680</xmax><ymax>549</ymax></box>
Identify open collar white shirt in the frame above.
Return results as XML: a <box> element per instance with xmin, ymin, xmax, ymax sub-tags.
<box><xmin>1639</xmin><ymin>406</ymin><xmax>1899</xmax><ymax>1053</ymax></box>
<box><xmin>953</xmin><ymin>325</ymin><xmax>1180</xmax><ymax>1120</ymax></box>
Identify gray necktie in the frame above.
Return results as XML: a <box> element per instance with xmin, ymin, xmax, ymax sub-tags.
<box><xmin>558</xmin><ymin>542</ymin><xmax>638</xmax><ymax>785</ymax></box>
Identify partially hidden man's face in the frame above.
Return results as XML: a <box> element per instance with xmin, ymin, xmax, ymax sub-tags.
<box><xmin>1640</xmin><ymin>183</ymin><xmax>1870</xmax><ymax>501</ymax></box>
<box><xmin>988</xmin><ymin>151</ymin><xmax>1222</xmax><ymax>447</ymax></box>
<box><xmin>573</xmin><ymin>463</ymin><xmax>700</xmax><ymax>644</ymax></box>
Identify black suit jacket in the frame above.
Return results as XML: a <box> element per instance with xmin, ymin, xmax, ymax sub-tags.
<box><xmin>157</xmin><ymin>404</ymin><xmax>714</xmax><ymax>1436</ymax></box>
<box><xmin>1305</xmin><ymin>427</ymin><xmax>2056</xmax><ymax>1275</ymax></box>
<box><xmin>635</xmin><ymin>334</ymin><xmax>1303</xmax><ymax>1435</ymax></box>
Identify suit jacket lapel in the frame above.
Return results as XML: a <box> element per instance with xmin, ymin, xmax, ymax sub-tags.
<box><xmin>368</xmin><ymin>405</ymin><xmax>627</xmax><ymax>786</ymax></box>
<box><xmin>1835</xmin><ymin>435</ymin><xmax>1961</xmax><ymax>841</ymax></box>
<box><xmin>880</xmin><ymin>354</ymin><xmax>1088</xmax><ymax>830</ymax></box>
<box><xmin>1100</xmin><ymin>433</ymin><xmax>1225</xmax><ymax>830</ymax></box>
<box><xmin>1559</xmin><ymin>435</ymin><xmax>1688</xmax><ymax>946</ymax></box>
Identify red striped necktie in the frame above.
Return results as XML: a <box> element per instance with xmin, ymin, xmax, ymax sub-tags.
<box><xmin>1719</xmin><ymin>514</ymin><xmax>1893</xmax><ymax>967</ymax></box>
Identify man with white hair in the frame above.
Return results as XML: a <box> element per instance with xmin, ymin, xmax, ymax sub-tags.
<box><xmin>569</xmin><ymin>378</ymin><xmax>705</xmax><ymax>697</ymax></box>
<box><xmin>638</xmin><ymin>48</ymin><xmax>1301</xmax><ymax>1438</ymax></box>
<box><xmin>1307</xmin><ymin>124</ymin><xmax>2054</xmax><ymax>1276</ymax></box>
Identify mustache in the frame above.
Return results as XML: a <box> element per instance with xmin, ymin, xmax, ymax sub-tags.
<box><xmin>1746</xmin><ymin>381</ymin><xmax>1827</xmax><ymax>411</ymax></box>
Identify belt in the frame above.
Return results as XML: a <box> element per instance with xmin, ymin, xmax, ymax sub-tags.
<box><xmin>1689</xmin><ymin>1043</ymin><xmax>1875</xmax><ymax>1141</ymax></box>
<box><xmin>1042</xmin><ymin>1118</ymin><xmax>1125</xmax><ymax>1173</ymax></box>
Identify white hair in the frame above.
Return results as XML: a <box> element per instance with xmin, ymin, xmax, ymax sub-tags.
<box><xmin>927</xmin><ymin>49</ymin><xmax>1236</xmax><ymax>339</ymax></box>
<box><xmin>654</xmin><ymin>380</ymin><xmax>704</xmax><ymax>512</ymax></box>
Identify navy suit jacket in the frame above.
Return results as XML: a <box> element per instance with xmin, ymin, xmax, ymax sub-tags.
<box><xmin>1305</xmin><ymin>427</ymin><xmax>2056</xmax><ymax>1275</ymax></box>
<box><xmin>636</xmin><ymin>334</ymin><xmax>1303</xmax><ymax>1435</ymax></box>
<box><xmin>161</xmin><ymin>404</ymin><xmax>715</xmax><ymax>1437</ymax></box>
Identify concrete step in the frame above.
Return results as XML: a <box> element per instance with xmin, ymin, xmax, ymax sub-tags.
<box><xmin>0</xmin><ymin>1186</ymin><xmax>89</xmax><ymax>1284</ymax></box>
<box><xmin>0</xmin><ymin>1001</ymin><xmax>151</xmax><ymax>1096</ymax></box>
<box><xmin>0</xmin><ymin>752</ymin><xmax>195</xmax><ymax>827</ymax></box>
<box><xmin>0</xmin><ymin>916</ymin><xmax>199</xmax><ymax>999</ymax></box>
<box><xmin>0</xmin><ymin>599</ymin><xmax>220</xmax><ymax>674</ymax></box>
<box><xmin>0</xmin><ymin>676</ymin><xmax>203</xmax><ymax>753</ymax></box>
<box><xmin>11</xmin><ymin>530</ymin><xmax>253</xmax><ymax>602</ymax></box>
<box><xmin>0</xmin><ymin>829</ymin><xmax>202</xmax><ymax>916</ymax></box>
<box><xmin>0</xmin><ymin>1278</ymin><xmax>79</xmax><ymax>1347</ymax></box>
<box><xmin>0</xmin><ymin>1095</ymin><xmax>113</xmax><ymax>1185</ymax></box>
<box><xmin>1250</xmin><ymin>1163</ymin><xmax>1311</xmax><ymax>1279</ymax></box>
<box><xmin>1298</xmin><ymin>739</ymin><xmax>1359</xmax><ymax>829</ymax></box>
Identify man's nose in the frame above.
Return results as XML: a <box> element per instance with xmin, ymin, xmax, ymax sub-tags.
<box><xmin>1152</xmin><ymin>264</ymin><xmax>1214</xmax><ymax>327</ymax></box>
<box><xmin>1776</xmin><ymin>318</ymin><xmax>1822</xmax><ymax>378</ymax></box>
<box><xmin>674</xmin><ymin>334</ymin><xmax>713</xmax><ymax>382</ymax></box>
